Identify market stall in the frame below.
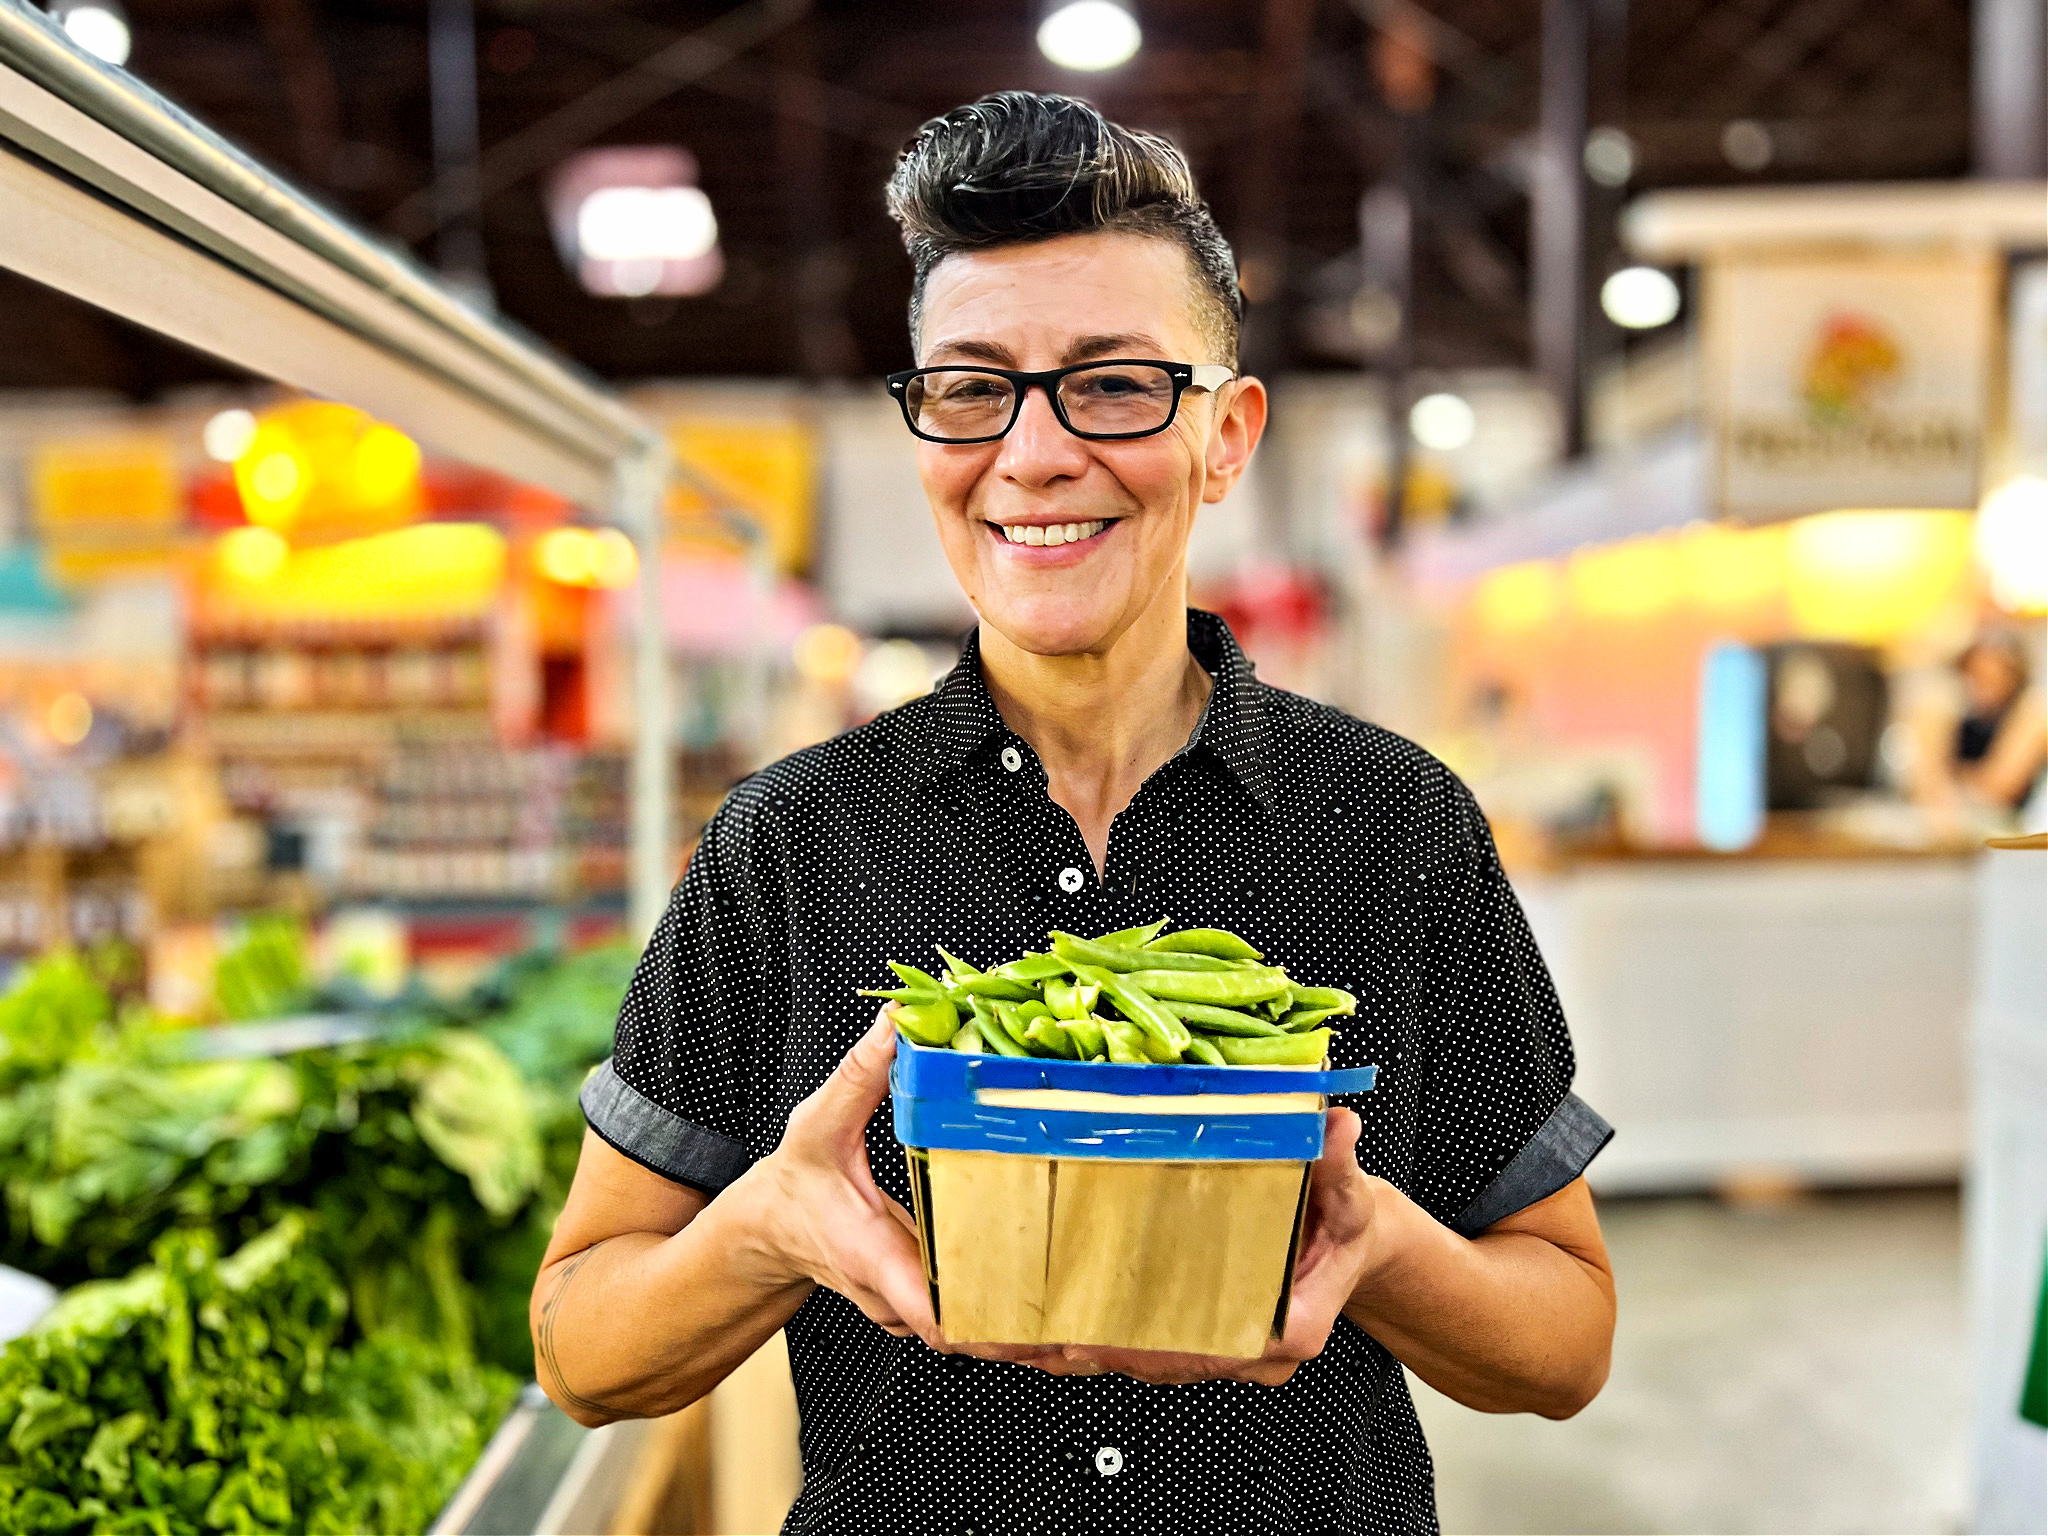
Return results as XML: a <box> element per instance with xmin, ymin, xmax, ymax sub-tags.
<box><xmin>0</xmin><ymin>4</ymin><xmax>698</xmax><ymax>1529</ymax></box>
<box><xmin>1404</xmin><ymin>182</ymin><xmax>2046</xmax><ymax>1195</ymax></box>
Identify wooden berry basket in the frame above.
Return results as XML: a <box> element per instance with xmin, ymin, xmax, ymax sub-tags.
<box><xmin>892</xmin><ymin>1045</ymin><xmax>1377</xmax><ymax>1358</ymax></box>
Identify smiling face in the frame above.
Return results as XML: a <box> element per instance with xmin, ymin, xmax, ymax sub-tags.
<box><xmin>912</xmin><ymin>231</ymin><xmax>1266</xmax><ymax>658</ymax></box>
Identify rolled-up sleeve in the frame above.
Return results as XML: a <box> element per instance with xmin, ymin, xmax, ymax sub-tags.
<box><xmin>583</xmin><ymin>787</ymin><xmax>779</xmax><ymax>1193</ymax></box>
<box><xmin>1409</xmin><ymin>778</ymin><xmax>1612</xmax><ymax>1229</ymax></box>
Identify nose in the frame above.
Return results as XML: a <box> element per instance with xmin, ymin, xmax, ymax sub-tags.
<box><xmin>992</xmin><ymin>382</ymin><xmax>1090</xmax><ymax>488</ymax></box>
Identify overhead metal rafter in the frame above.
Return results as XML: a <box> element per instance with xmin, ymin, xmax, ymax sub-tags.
<box><xmin>383</xmin><ymin>0</ymin><xmax>809</xmax><ymax>243</ymax></box>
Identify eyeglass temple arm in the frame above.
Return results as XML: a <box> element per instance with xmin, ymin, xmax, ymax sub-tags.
<box><xmin>1188</xmin><ymin>365</ymin><xmax>1237</xmax><ymax>392</ymax></box>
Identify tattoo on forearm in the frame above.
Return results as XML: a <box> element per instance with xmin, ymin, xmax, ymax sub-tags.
<box><xmin>536</xmin><ymin>1243</ymin><xmax>631</xmax><ymax>1418</ymax></box>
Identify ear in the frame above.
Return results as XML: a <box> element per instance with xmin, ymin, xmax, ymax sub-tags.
<box><xmin>1201</xmin><ymin>376</ymin><xmax>1269</xmax><ymax>504</ymax></box>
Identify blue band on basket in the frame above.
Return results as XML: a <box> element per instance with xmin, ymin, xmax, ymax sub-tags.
<box><xmin>890</xmin><ymin>1043</ymin><xmax>1378</xmax><ymax>1162</ymax></box>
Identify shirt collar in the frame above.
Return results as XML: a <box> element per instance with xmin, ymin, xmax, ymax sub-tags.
<box><xmin>918</xmin><ymin>608</ymin><xmax>1277</xmax><ymax>813</ymax></box>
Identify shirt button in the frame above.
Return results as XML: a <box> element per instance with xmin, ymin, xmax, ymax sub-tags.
<box><xmin>1058</xmin><ymin>866</ymin><xmax>1085</xmax><ymax>894</ymax></box>
<box><xmin>1000</xmin><ymin>746</ymin><xmax>1023</xmax><ymax>772</ymax></box>
<box><xmin>1094</xmin><ymin>1445</ymin><xmax>1123</xmax><ymax>1477</ymax></box>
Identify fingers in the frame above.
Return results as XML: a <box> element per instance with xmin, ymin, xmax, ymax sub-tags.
<box><xmin>796</xmin><ymin>1012</ymin><xmax>900</xmax><ymax>1140</ymax></box>
<box><xmin>1316</xmin><ymin>1106</ymin><xmax>1362</xmax><ymax>1177</ymax></box>
<box><xmin>1061</xmin><ymin>1345</ymin><xmax>1261</xmax><ymax>1385</ymax></box>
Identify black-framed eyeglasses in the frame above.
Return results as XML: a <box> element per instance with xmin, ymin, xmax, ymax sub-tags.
<box><xmin>884</xmin><ymin>359</ymin><xmax>1237</xmax><ymax>444</ymax></box>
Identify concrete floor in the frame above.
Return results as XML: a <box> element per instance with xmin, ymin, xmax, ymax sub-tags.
<box><xmin>1412</xmin><ymin>1188</ymin><xmax>1968</xmax><ymax>1536</ymax></box>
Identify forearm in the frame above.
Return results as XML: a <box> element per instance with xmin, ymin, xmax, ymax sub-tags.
<box><xmin>533</xmin><ymin>1168</ymin><xmax>811</xmax><ymax>1427</ymax></box>
<box><xmin>1344</xmin><ymin>1180</ymin><xmax>1614</xmax><ymax>1418</ymax></box>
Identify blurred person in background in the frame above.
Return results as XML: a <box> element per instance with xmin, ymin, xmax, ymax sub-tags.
<box><xmin>1913</xmin><ymin>628</ymin><xmax>2046</xmax><ymax>824</ymax></box>
<box><xmin>532</xmin><ymin>92</ymin><xmax>1614</xmax><ymax>1536</ymax></box>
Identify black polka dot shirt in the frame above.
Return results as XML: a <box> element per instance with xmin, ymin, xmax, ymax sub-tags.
<box><xmin>582</xmin><ymin>609</ymin><xmax>1612</xmax><ymax>1536</ymax></box>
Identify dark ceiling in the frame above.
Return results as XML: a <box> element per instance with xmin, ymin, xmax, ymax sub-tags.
<box><xmin>0</xmin><ymin>0</ymin><xmax>1976</xmax><ymax>394</ymax></box>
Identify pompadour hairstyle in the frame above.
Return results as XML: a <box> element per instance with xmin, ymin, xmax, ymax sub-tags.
<box><xmin>884</xmin><ymin>91</ymin><xmax>1242</xmax><ymax>365</ymax></box>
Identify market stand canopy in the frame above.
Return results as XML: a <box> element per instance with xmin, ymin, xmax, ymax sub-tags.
<box><xmin>0</xmin><ymin>0</ymin><xmax>662</xmax><ymax>511</ymax></box>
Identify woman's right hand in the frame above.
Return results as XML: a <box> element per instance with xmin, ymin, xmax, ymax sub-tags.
<box><xmin>733</xmin><ymin>1009</ymin><xmax>948</xmax><ymax>1347</ymax></box>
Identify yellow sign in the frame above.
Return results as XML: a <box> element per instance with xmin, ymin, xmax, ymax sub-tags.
<box><xmin>200</xmin><ymin>522</ymin><xmax>505</xmax><ymax>626</ymax></box>
<box><xmin>30</xmin><ymin>434</ymin><xmax>182</xmax><ymax>582</ymax></box>
<box><xmin>665</xmin><ymin>417</ymin><xmax>817</xmax><ymax>575</ymax></box>
<box><xmin>1707</xmin><ymin>251</ymin><xmax>1997</xmax><ymax>519</ymax></box>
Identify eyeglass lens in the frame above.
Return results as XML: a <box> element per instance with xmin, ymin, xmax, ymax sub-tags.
<box><xmin>905</xmin><ymin>364</ymin><xmax>1177</xmax><ymax>440</ymax></box>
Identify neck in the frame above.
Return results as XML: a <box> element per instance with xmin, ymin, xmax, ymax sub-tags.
<box><xmin>977</xmin><ymin>585</ymin><xmax>1211</xmax><ymax>876</ymax></box>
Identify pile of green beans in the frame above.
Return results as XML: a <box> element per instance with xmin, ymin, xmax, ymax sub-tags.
<box><xmin>861</xmin><ymin>920</ymin><xmax>1355</xmax><ymax>1067</ymax></box>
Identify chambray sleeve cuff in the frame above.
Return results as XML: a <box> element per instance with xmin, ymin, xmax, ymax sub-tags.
<box><xmin>1448</xmin><ymin>1092</ymin><xmax>1614</xmax><ymax>1237</ymax></box>
<box><xmin>579</xmin><ymin>1058</ymin><xmax>754</xmax><ymax>1194</ymax></box>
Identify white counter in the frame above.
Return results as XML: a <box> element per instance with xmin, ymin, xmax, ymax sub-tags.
<box><xmin>1966</xmin><ymin>847</ymin><xmax>2045</xmax><ymax>1535</ymax></box>
<box><xmin>1515</xmin><ymin>856</ymin><xmax>1975</xmax><ymax>1193</ymax></box>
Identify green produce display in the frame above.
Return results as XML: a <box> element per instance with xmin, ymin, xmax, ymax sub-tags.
<box><xmin>867</xmin><ymin>922</ymin><xmax>1356</xmax><ymax>1067</ymax></box>
<box><xmin>0</xmin><ymin>932</ymin><xmax>641</xmax><ymax>1536</ymax></box>
<box><xmin>210</xmin><ymin>915</ymin><xmax>312</xmax><ymax>1024</ymax></box>
<box><xmin>0</xmin><ymin>1215</ymin><xmax>515</xmax><ymax>1535</ymax></box>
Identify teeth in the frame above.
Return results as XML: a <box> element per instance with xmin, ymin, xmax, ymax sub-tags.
<box><xmin>997</xmin><ymin>519</ymin><xmax>1109</xmax><ymax>545</ymax></box>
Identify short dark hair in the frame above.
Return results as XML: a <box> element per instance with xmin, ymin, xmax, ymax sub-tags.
<box><xmin>885</xmin><ymin>91</ymin><xmax>1242</xmax><ymax>365</ymax></box>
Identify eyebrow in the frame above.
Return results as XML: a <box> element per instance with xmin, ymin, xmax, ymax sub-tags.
<box><xmin>923</xmin><ymin>337</ymin><xmax>1016</xmax><ymax>366</ymax></box>
<box><xmin>919</xmin><ymin>332</ymin><xmax>1172</xmax><ymax>369</ymax></box>
<box><xmin>1061</xmin><ymin>332</ymin><xmax>1165</xmax><ymax>364</ymax></box>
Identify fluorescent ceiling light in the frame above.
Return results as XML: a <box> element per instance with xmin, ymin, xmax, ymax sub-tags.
<box><xmin>1038</xmin><ymin>1</ymin><xmax>1141</xmax><ymax>71</ymax></box>
<box><xmin>576</xmin><ymin>185</ymin><xmax>718</xmax><ymax>265</ymax></box>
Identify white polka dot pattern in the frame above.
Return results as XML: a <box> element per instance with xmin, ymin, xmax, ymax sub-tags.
<box><xmin>593</xmin><ymin>610</ymin><xmax>1589</xmax><ymax>1536</ymax></box>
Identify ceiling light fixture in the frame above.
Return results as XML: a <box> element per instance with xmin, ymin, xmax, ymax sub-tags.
<box><xmin>1600</xmin><ymin>266</ymin><xmax>1682</xmax><ymax>330</ymax></box>
<box><xmin>548</xmin><ymin>147</ymin><xmax>723</xmax><ymax>299</ymax></box>
<box><xmin>51</xmin><ymin>0</ymin><xmax>130</xmax><ymax>65</ymax></box>
<box><xmin>1409</xmin><ymin>392</ymin><xmax>1476</xmax><ymax>451</ymax></box>
<box><xmin>201</xmin><ymin>408</ymin><xmax>258</xmax><ymax>463</ymax></box>
<box><xmin>1038</xmin><ymin>1</ymin><xmax>1141</xmax><ymax>72</ymax></box>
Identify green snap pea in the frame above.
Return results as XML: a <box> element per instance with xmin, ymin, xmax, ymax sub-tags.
<box><xmin>950</xmin><ymin>1020</ymin><xmax>987</xmax><ymax>1053</ymax></box>
<box><xmin>889</xmin><ymin>961</ymin><xmax>945</xmax><ymax>993</ymax></box>
<box><xmin>1209</xmin><ymin>1028</ymin><xmax>1332</xmax><ymax>1066</ymax></box>
<box><xmin>1146</xmin><ymin>928</ymin><xmax>1263</xmax><ymax>961</ymax></box>
<box><xmin>973</xmin><ymin>996</ymin><xmax>1031</xmax><ymax>1057</ymax></box>
<box><xmin>1279</xmin><ymin>1006</ymin><xmax>1343</xmax><ymax>1032</ymax></box>
<box><xmin>1107</xmin><ymin>948</ymin><xmax>1241</xmax><ymax>973</ymax></box>
<box><xmin>858</xmin><ymin>985</ymin><xmax>937</xmax><ymax>1005</ymax></box>
<box><xmin>1118</xmin><ymin>967</ymin><xmax>1292</xmax><ymax>1008</ymax></box>
<box><xmin>1094</xmin><ymin>918</ymin><xmax>1170</xmax><ymax>946</ymax></box>
<box><xmin>1288</xmin><ymin>984</ymin><xmax>1358</xmax><ymax>1015</ymax></box>
<box><xmin>1156</xmin><ymin>999</ymin><xmax>1287</xmax><ymax>1036</ymax></box>
<box><xmin>1048</xmin><ymin>932</ymin><xmax>1156</xmax><ymax>973</ymax></box>
<box><xmin>1057</xmin><ymin>1015</ymin><xmax>1108</xmax><ymax>1057</ymax></box>
<box><xmin>990</xmin><ymin>998</ymin><xmax>1031</xmax><ymax>1047</ymax></box>
<box><xmin>1072</xmin><ymin>964</ymin><xmax>1192</xmax><ymax>1057</ymax></box>
<box><xmin>937</xmin><ymin>946</ymin><xmax>1039</xmax><ymax>1001</ymax></box>
<box><xmin>1051</xmin><ymin>930</ymin><xmax>1238</xmax><ymax>974</ymax></box>
<box><xmin>1024</xmin><ymin>1015</ymin><xmax>1079</xmax><ymax>1058</ymax></box>
<box><xmin>1099</xmin><ymin>1014</ymin><xmax>1149</xmax><ymax>1064</ymax></box>
<box><xmin>993</xmin><ymin>951</ymin><xmax>1072</xmax><ymax>984</ymax></box>
<box><xmin>891</xmin><ymin>998</ymin><xmax>960</xmax><ymax>1046</ymax></box>
<box><xmin>1045</xmin><ymin>978</ymin><xmax>1102</xmax><ymax>1020</ymax></box>
<box><xmin>1182</xmin><ymin>1035</ymin><xmax>1227</xmax><ymax>1067</ymax></box>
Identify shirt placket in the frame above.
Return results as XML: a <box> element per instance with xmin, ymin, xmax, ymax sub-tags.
<box><xmin>993</xmin><ymin>735</ymin><xmax>1103</xmax><ymax>912</ymax></box>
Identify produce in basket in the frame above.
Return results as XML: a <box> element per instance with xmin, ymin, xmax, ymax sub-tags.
<box><xmin>863</xmin><ymin>922</ymin><xmax>1356</xmax><ymax>1066</ymax></box>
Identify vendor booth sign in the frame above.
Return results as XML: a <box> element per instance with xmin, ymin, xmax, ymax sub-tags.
<box><xmin>1705</xmin><ymin>251</ymin><xmax>1998</xmax><ymax>520</ymax></box>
